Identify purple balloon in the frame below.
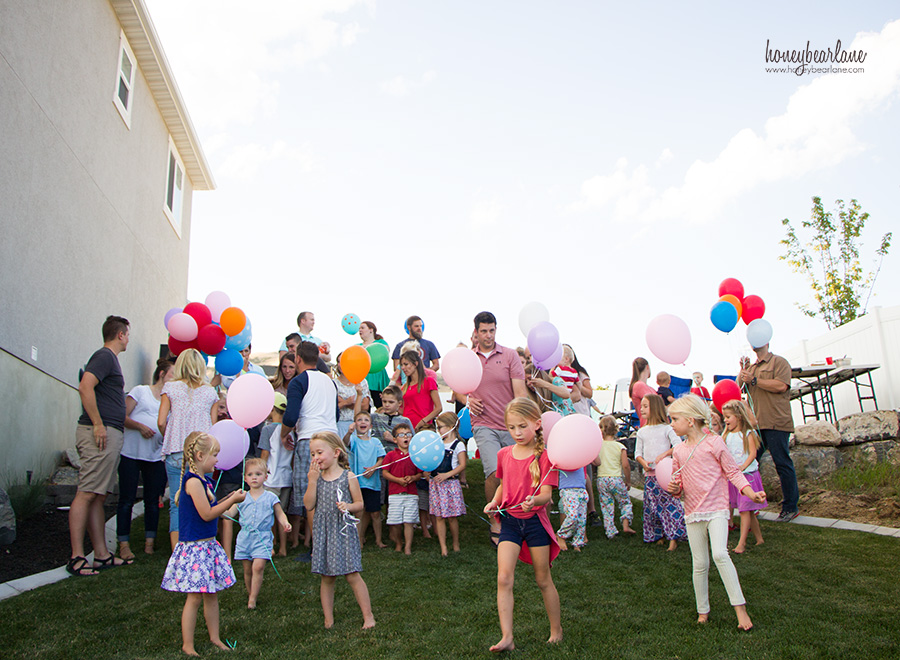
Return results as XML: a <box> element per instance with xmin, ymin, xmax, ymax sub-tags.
<box><xmin>534</xmin><ymin>343</ymin><xmax>563</xmax><ymax>370</ymax></box>
<box><xmin>211</xmin><ymin>420</ymin><xmax>250</xmax><ymax>471</ymax></box>
<box><xmin>164</xmin><ymin>307</ymin><xmax>182</xmax><ymax>330</ymax></box>
<box><xmin>527</xmin><ymin>321</ymin><xmax>560</xmax><ymax>362</ymax></box>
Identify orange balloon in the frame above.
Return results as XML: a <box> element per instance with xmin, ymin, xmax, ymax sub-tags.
<box><xmin>340</xmin><ymin>345</ymin><xmax>371</xmax><ymax>385</ymax></box>
<box><xmin>219</xmin><ymin>307</ymin><xmax>246</xmax><ymax>337</ymax></box>
<box><xmin>718</xmin><ymin>294</ymin><xmax>742</xmax><ymax>320</ymax></box>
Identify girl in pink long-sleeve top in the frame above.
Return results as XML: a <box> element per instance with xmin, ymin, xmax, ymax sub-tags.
<box><xmin>666</xmin><ymin>395</ymin><xmax>766</xmax><ymax>632</ymax></box>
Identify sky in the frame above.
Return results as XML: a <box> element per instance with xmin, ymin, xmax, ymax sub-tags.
<box><xmin>144</xmin><ymin>0</ymin><xmax>900</xmax><ymax>389</ymax></box>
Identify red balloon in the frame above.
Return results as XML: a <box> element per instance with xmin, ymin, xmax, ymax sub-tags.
<box><xmin>168</xmin><ymin>335</ymin><xmax>197</xmax><ymax>356</ymax></box>
<box><xmin>741</xmin><ymin>294</ymin><xmax>766</xmax><ymax>324</ymax></box>
<box><xmin>197</xmin><ymin>323</ymin><xmax>227</xmax><ymax>355</ymax></box>
<box><xmin>718</xmin><ymin>278</ymin><xmax>744</xmax><ymax>301</ymax></box>
<box><xmin>712</xmin><ymin>379</ymin><xmax>742</xmax><ymax>412</ymax></box>
<box><xmin>183</xmin><ymin>302</ymin><xmax>212</xmax><ymax>329</ymax></box>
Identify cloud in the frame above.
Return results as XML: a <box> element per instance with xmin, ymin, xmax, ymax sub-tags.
<box><xmin>380</xmin><ymin>70</ymin><xmax>437</xmax><ymax>97</ymax></box>
<box><xmin>217</xmin><ymin>140</ymin><xmax>315</xmax><ymax>181</ymax></box>
<box><xmin>570</xmin><ymin>19</ymin><xmax>900</xmax><ymax>224</ymax></box>
<box><xmin>470</xmin><ymin>198</ymin><xmax>505</xmax><ymax>227</ymax></box>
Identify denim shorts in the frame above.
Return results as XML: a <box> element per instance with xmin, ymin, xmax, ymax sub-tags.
<box><xmin>361</xmin><ymin>487</ymin><xmax>381</xmax><ymax>513</ymax></box>
<box><xmin>498</xmin><ymin>513</ymin><xmax>551</xmax><ymax>547</ymax></box>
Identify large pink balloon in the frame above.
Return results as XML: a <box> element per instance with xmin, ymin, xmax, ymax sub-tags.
<box><xmin>527</xmin><ymin>321</ymin><xmax>560</xmax><ymax>362</ymax></box>
<box><xmin>541</xmin><ymin>411</ymin><xmax>562</xmax><ymax>437</ymax></box>
<box><xmin>645</xmin><ymin>314</ymin><xmax>691</xmax><ymax>365</ymax></box>
<box><xmin>441</xmin><ymin>347</ymin><xmax>483</xmax><ymax>395</ymax></box>
<box><xmin>655</xmin><ymin>456</ymin><xmax>674</xmax><ymax>491</ymax></box>
<box><xmin>226</xmin><ymin>373</ymin><xmax>275</xmax><ymax>429</ymax></box>
<box><xmin>547</xmin><ymin>414</ymin><xmax>604</xmax><ymax>471</ymax></box>
<box><xmin>211</xmin><ymin>420</ymin><xmax>250</xmax><ymax>471</ymax></box>
<box><xmin>167</xmin><ymin>312</ymin><xmax>199</xmax><ymax>342</ymax></box>
<box><xmin>204</xmin><ymin>291</ymin><xmax>232</xmax><ymax>323</ymax></box>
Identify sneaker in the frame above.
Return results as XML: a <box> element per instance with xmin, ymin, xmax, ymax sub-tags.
<box><xmin>776</xmin><ymin>510</ymin><xmax>799</xmax><ymax>523</ymax></box>
<box><xmin>588</xmin><ymin>511</ymin><xmax>602</xmax><ymax>527</ymax></box>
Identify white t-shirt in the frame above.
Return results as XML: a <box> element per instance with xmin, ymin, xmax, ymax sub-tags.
<box><xmin>122</xmin><ymin>385</ymin><xmax>164</xmax><ymax>462</ymax></box>
<box><xmin>724</xmin><ymin>430</ymin><xmax>759</xmax><ymax>473</ymax></box>
<box><xmin>443</xmin><ymin>437</ymin><xmax>466</xmax><ymax>471</ymax></box>
<box><xmin>635</xmin><ymin>424</ymin><xmax>682</xmax><ymax>474</ymax></box>
<box><xmin>258</xmin><ymin>422</ymin><xmax>293</xmax><ymax>488</ymax></box>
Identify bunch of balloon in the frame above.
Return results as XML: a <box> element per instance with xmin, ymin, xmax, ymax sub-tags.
<box><xmin>712</xmin><ymin>278</ymin><xmax>771</xmax><ymax>348</ymax></box>
<box><xmin>518</xmin><ymin>302</ymin><xmax>564</xmax><ymax>370</ymax></box>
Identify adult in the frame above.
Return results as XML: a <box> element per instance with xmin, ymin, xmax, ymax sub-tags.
<box><xmin>68</xmin><ymin>315</ymin><xmax>132</xmax><ymax>576</ymax></box>
<box><xmin>399</xmin><ymin>351</ymin><xmax>441</xmax><ymax>431</ymax></box>
<box><xmin>392</xmin><ymin>315</ymin><xmax>440</xmax><ymax>371</ymax></box>
<box><xmin>280</xmin><ymin>311</ymin><xmax>331</xmax><ymax>362</ymax></box>
<box><xmin>282</xmin><ymin>341</ymin><xmax>339</xmax><ymax>553</ymax></box>
<box><xmin>466</xmin><ymin>311</ymin><xmax>527</xmax><ymax>545</ymax></box>
<box><xmin>271</xmin><ymin>352</ymin><xmax>297</xmax><ymax>396</ymax></box>
<box><xmin>739</xmin><ymin>343</ymin><xmax>799</xmax><ymax>522</ymax></box>
<box><xmin>116</xmin><ymin>358</ymin><xmax>173</xmax><ymax>560</ymax></box>
<box><xmin>285</xmin><ymin>331</ymin><xmax>331</xmax><ymax>375</ymax></box>
<box><xmin>630</xmin><ymin>357</ymin><xmax>656</xmax><ymax>427</ymax></box>
<box><xmin>358</xmin><ymin>321</ymin><xmax>390</xmax><ymax>408</ymax></box>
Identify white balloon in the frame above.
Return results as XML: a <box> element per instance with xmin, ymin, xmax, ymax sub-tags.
<box><xmin>747</xmin><ymin>319</ymin><xmax>773</xmax><ymax>349</ymax></box>
<box><xmin>518</xmin><ymin>301</ymin><xmax>550</xmax><ymax>337</ymax></box>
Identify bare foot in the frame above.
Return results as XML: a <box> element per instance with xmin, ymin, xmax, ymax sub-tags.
<box><xmin>441</xmin><ymin>548</ymin><xmax>448</xmax><ymax>557</ymax></box>
<box><xmin>697</xmin><ymin>613</ymin><xmax>709</xmax><ymax>624</ymax></box>
<box><xmin>277</xmin><ymin>550</ymin><xmax>288</xmax><ymax>557</ymax></box>
<box><xmin>667</xmin><ymin>540</ymin><xmax>678</xmax><ymax>552</ymax></box>
<box><xmin>655</xmin><ymin>539</ymin><xmax>666</xmax><ymax>546</ymax></box>
<box><xmin>755</xmin><ymin>539</ymin><xmax>765</xmax><ymax>547</ymax></box>
<box><xmin>394</xmin><ymin>545</ymin><xmax>403</xmax><ymax>553</ymax></box>
<box><xmin>376</xmin><ymin>542</ymin><xmax>388</xmax><ymax>548</ymax></box>
<box><xmin>452</xmin><ymin>544</ymin><xmax>460</xmax><ymax>552</ymax></box>
<box><xmin>248</xmin><ymin>599</ymin><xmax>257</xmax><ymax>609</ymax></box>
<box><xmin>362</xmin><ymin>618</ymin><xmax>376</xmax><ymax>629</ymax></box>
<box><xmin>547</xmin><ymin>632</ymin><xmax>563</xmax><ymax>644</ymax></box>
<box><xmin>490</xmin><ymin>637</ymin><xmax>515</xmax><ymax>653</ymax></box>
<box><xmin>324</xmin><ymin>619</ymin><xmax>334</xmax><ymax>629</ymax></box>
<box><xmin>735</xmin><ymin>604</ymin><xmax>753</xmax><ymax>630</ymax></box>
<box><xmin>290</xmin><ymin>542</ymin><xmax>300</xmax><ymax>549</ymax></box>
<box><xmin>404</xmin><ymin>549</ymin><xmax>412</xmax><ymax>556</ymax></box>
<box><xmin>734</xmin><ymin>544</ymin><xmax>746</xmax><ymax>554</ymax></box>
<box><xmin>573</xmin><ymin>545</ymin><xmax>582</xmax><ymax>552</ymax></box>
<box><xmin>557</xmin><ymin>536</ymin><xmax>568</xmax><ymax>551</ymax></box>
<box><xmin>182</xmin><ymin>645</ymin><xmax>199</xmax><ymax>656</ymax></box>
<box><xmin>622</xmin><ymin>525</ymin><xmax>636</xmax><ymax>535</ymax></box>
<box><xmin>211</xmin><ymin>639</ymin><xmax>231</xmax><ymax>651</ymax></box>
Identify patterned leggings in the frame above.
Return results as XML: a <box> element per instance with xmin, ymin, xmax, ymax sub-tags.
<box><xmin>596</xmin><ymin>476</ymin><xmax>633</xmax><ymax>538</ymax></box>
<box><xmin>557</xmin><ymin>488</ymin><xmax>588</xmax><ymax>548</ymax></box>
<box><xmin>643</xmin><ymin>475</ymin><xmax>688</xmax><ymax>542</ymax></box>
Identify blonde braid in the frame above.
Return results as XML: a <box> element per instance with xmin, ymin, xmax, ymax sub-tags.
<box><xmin>175</xmin><ymin>431</ymin><xmax>206</xmax><ymax>507</ymax></box>
<box><xmin>529</xmin><ymin>426</ymin><xmax>545</xmax><ymax>488</ymax></box>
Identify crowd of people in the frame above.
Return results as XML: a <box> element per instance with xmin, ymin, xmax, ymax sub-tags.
<box><xmin>68</xmin><ymin>310</ymin><xmax>800</xmax><ymax>653</ymax></box>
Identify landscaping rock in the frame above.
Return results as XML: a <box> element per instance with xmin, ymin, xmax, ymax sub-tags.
<box><xmin>794</xmin><ymin>421</ymin><xmax>841</xmax><ymax>447</ymax></box>
<box><xmin>65</xmin><ymin>448</ymin><xmax>81</xmax><ymax>470</ymax></box>
<box><xmin>0</xmin><ymin>487</ymin><xmax>16</xmax><ymax>545</ymax></box>
<box><xmin>839</xmin><ymin>440</ymin><xmax>899</xmax><ymax>469</ymax></box>
<box><xmin>759</xmin><ymin>447</ymin><xmax>844</xmax><ymax>498</ymax></box>
<box><xmin>837</xmin><ymin>410</ymin><xmax>900</xmax><ymax>445</ymax></box>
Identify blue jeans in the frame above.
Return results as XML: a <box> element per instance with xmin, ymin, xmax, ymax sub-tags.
<box><xmin>758</xmin><ymin>430</ymin><xmax>798</xmax><ymax>513</ymax></box>
<box><xmin>164</xmin><ymin>452</ymin><xmax>184</xmax><ymax>533</ymax></box>
<box><xmin>116</xmin><ymin>456</ymin><xmax>167</xmax><ymax>542</ymax></box>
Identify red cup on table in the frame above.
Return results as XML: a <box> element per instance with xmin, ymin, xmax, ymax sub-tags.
<box><xmin>826</xmin><ymin>357</ymin><xmax>834</xmax><ymax>365</ymax></box>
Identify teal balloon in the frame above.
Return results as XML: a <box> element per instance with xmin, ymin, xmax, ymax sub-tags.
<box><xmin>366</xmin><ymin>343</ymin><xmax>390</xmax><ymax>374</ymax></box>
<box><xmin>341</xmin><ymin>313</ymin><xmax>361</xmax><ymax>335</ymax></box>
<box><xmin>215</xmin><ymin>348</ymin><xmax>243</xmax><ymax>377</ymax></box>
<box><xmin>710</xmin><ymin>301</ymin><xmax>739</xmax><ymax>333</ymax></box>
<box><xmin>409</xmin><ymin>430</ymin><xmax>443</xmax><ymax>472</ymax></box>
<box><xmin>224</xmin><ymin>319</ymin><xmax>252</xmax><ymax>351</ymax></box>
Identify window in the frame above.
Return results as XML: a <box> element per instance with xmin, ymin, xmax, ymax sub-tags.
<box><xmin>113</xmin><ymin>31</ymin><xmax>136</xmax><ymax>127</ymax></box>
<box><xmin>164</xmin><ymin>139</ymin><xmax>185</xmax><ymax>236</ymax></box>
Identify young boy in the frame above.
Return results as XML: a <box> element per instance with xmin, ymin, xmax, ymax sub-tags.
<box><xmin>382</xmin><ymin>423</ymin><xmax>423</xmax><ymax>555</ymax></box>
<box><xmin>344</xmin><ymin>411</ymin><xmax>387</xmax><ymax>547</ymax></box>
<box><xmin>258</xmin><ymin>393</ymin><xmax>293</xmax><ymax>556</ymax></box>
<box><xmin>656</xmin><ymin>372</ymin><xmax>675</xmax><ymax>405</ymax></box>
<box><xmin>369</xmin><ymin>385</ymin><xmax>411</xmax><ymax>452</ymax></box>
<box><xmin>691</xmin><ymin>371</ymin><xmax>711</xmax><ymax>401</ymax></box>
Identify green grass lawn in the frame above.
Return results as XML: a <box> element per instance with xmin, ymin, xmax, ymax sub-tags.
<box><xmin>2</xmin><ymin>462</ymin><xmax>898</xmax><ymax>660</ymax></box>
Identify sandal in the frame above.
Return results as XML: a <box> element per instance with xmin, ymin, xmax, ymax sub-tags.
<box><xmin>93</xmin><ymin>555</ymin><xmax>134</xmax><ymax>570</ymax></box>
<box><xmin>66</xmin><ymin>556</ymin><xmax>99</xmax><ymax>577</ymax></box>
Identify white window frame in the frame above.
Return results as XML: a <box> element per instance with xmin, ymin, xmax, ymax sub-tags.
<box><xmin>164</xmin><ymin>138</ymin><xmax>185</xmax><ymax>237</ymax></box>
<box><xmin>113</xmin><ymin>30</ymin><xmax>136</xmax><ymax>128</ymax></box>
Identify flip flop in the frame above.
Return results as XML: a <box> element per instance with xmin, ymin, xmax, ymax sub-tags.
<box><xmin>93</xmin><ymin>555</ymin><xmax>134</xmax><ymax>570</ymax></box>
<box><xmin>66</xmin><ymin>556</ymin><xmax>99</xmax><ymax>577</ymax></box>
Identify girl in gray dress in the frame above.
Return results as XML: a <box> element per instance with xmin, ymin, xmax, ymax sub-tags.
<box><xmin>303</xmin><ymin>432</ymin><xmax>375</xmax><ymax>629</ymax></box>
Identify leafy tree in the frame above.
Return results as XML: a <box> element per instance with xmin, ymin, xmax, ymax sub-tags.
<box><xmin>780</xmin><ymin>197</ymin><xmax>891</xmax><ymax>329</ymax></box>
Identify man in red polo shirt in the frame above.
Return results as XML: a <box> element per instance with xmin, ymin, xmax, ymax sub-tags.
<box><xmin>466</xmin><ymin>311</ymin><xmax>528</xmax><ymax>546</ymax></box>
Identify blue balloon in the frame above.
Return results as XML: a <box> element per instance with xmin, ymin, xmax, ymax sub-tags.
<box><xmin>224</xmin><ymin>319</ymin><xmax>252</xmax><ymax>351</ymax></box>
<box><xmin>710</xmin><ymin>300</ymin><xmax>739</xmax><ymax>333</ymax></box>
<box><xmin>215</xmin><ymin>348</ymin><xmax>243</xmax><ymax>377</ymax></box>
<box><xmin>409</xmin><ymin>430</ymin><xmax>444</xmax><ymax>472</ymax></box>
<box><xmin>341</xmin><ymin>313</ymin><xmax>361</xmax><ymax>335</ymax></box>
<box><xmin>457</xmin><ymin>407</ymin><xmax>473</xmax><ymax>440</ymax></box>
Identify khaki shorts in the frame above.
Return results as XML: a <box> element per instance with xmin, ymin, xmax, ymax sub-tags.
<box><xmin>75</xmin><ymin>424</ymin><xmax>124</xmax><ymax>495</ymax></box>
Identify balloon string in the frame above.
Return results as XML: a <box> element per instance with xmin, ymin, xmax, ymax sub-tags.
<box><xmin>347</xmin><ymin>438</ymin><xmax>438</xmax><ymax>480</ymax></box>
<box><xmin>493</xmin><ymin>468</ymin><xmax>558</xmax><ymax>516</ymax></box>
<box><xmin>221</xmin><ymin>513</ymin><xmax>283</xmax><ymax>580</ymax></box>
<box><xmin>335</xmin><ymin>486</ymin><xmax>360</xmax><ymax>537</ymax></box>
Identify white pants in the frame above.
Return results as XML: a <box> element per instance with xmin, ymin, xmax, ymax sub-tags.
<box><xmin>685</xmin><ymin>516</ymin><xmax>745</xmax><ymax>614</ymax></box>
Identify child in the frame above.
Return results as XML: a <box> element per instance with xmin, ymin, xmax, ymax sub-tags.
<box><xmin>382</xmin><ymin>423</ymin><xmax>423</xmax><ymax>554</ymax></box>
<box><xmin>344</xmin><ymin>411</ymin><xmax>386</xmax><ymax>548</ymax></box>
<box><xmin>555</xmin><ymin>465</ymin><xmax>588</xmax><ymax>551</ymax></box>
<box><xmin>484</xmin><ymin>398</ymin><xmax>562</xmax><ymax>653</ymax></box>
<box><xmin>370</xmin><ymin>385</ymin><xmax>413</xmax><ymax>505</ymax></box>
<box><xmin>721</xmin><ymin>400</ymin><xmax>767</xmax><ymax>553</ymax></box>
<box><xmin>550</xmin><ymin>345</ymin><xmax>579</xmax><ymax>391</ymax></box>
<box><xmin>430</xmin><ymin>412</ymin><xmax>467</xmax><ymax>556</ymax></box>
<box><xmin>592</xmin><ymin>416</ymin><xmax>636</xmax><ymax>538</ymax></box>
<box><xmin>666</xmin><ymin>395</ymin><xmax>766</xmax><ymax>631</ymax></box>
<box><xmin>258</xmin><ymin>393</ymin><xmax>293</xmax><ymax>556</ymax></box>
<box><xmin>635</xmin><ymin>394</ymin><xmax>687</xmax><ymax>550</ymax></box>
<box><xmin>227</xmin><ymin>458</ymin><xmax>291</xmax><ymax>609</ymax></box>
<box><xmin>303</xmin><ymin>432</ymin><xmax>376</xmax><ymax>630</ymax></box>
<box><xmin>690</xmin><ymin>372</ymin><xmax>711</xmax><ymax>401</ymax></box>
<box><xmin>161</xmin><ymin>432</ymin><xmax>246</xmax><ymax>656</ymax></box>
<box><xmin>656</xmin><ymin>371</ymin><xmax>675</xmax><ymax>405</ymax></box>
<box><xmin>709</xmin><ymin>407</ymin><xmax>725</xmax><ymax>436</ymax></box>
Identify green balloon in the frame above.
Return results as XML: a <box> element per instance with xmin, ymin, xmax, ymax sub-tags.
<box><xmin>366</xmin><ymin>343</ymin><xmax>389</xmax><ymax>373</ymax></box>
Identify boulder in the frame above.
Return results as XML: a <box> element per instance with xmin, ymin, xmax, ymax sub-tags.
<box><xmin>793</xmin><ymin>421</ymin><xmax>841</xmax><ymax>447</ymax></box>
<box><xmin>0</xmin><ymin>487</ymin><xmax>16</xmax><ymax>545</ymax></box>
<box><xmin>759</xmin><ymin>447</ymin><xmax>844</xmax><ymax>497</ymax></box>
<box><xmin>839</xmin><ymin>440</ymin><xmax>899</xmax><ymax>469</ymax></box>
<box><xmin>837</xmin><ymin>411</ymin><xmax>900</xmax><ymax>445</ymax></box>
<box><xmin>65</xmin><ymin>448</ymin><xmax>82</xmax><ymax>470</ymax></box>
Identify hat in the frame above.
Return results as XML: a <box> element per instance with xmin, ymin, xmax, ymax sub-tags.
<box><xmin>273</xmin><ymin>392</ymin><xmax>287</xmax><ymax>412</ymax></box>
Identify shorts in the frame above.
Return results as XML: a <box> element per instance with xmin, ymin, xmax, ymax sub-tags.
<box><xmin>361</xmin><ymin>487</ymin><xmax>381</xmax><ymax>513</ymax></box>
<box><xmin>386</xmin><ymin>493</ymin><xmax>419</xmax><ymax>525</ymax></box>
<box><xmin>265</xmin><ymin>486</ymin><xmax>292</xmax><ymax>512</ymax></box>
<box><xmin>498</xmin><ymin>513</ymin><xmax>551</xmax><ymax>548</ymax></box>
<box><xmin>472</xmin><ymin>426</ymin><xmax>515</xmax><ymax>478</ymax></box>
<box><xmin>417</xmin><ymin>481</ymin><xmax>429</xmax><ymax>510</ymax></box>
<box><xmin>75</xmin><ymin>424</ymin><xmax>124</xmax><ymax>494</ymax></box>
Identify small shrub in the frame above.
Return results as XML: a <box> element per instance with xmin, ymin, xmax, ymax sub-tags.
<box><xmin>8</xmin><ymin>480</ymin><xmax>48</xmax><ymax>522</ymax></box>
<box><xmin>827</xmin><ymin>462</ymin><xmax>900</xmax><ymax>497</ymax></box>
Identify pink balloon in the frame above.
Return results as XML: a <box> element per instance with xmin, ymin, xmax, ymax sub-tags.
<box><xmin>226</xmin><ymin>373</ymin><xmax>275</xmax><ymax>429</ymax></box>
<box><xmin>527</xmin><ymin>321</ymin><xmax>560</xmax><ymax>362</ymax></box>
<box><xmin>547</xmin><ymin>414</ymin><xmax>604</xmax><ymax>471</ymax></box>
<box><xmin>534</xmin><ymin>343</ymin><xmax>563</xmax><ymax>371</ymax></box>
<box><xmin>655</xmin><ymin>456</ymin><xmax>674</xmax><ymax>491</ymax></box>
<box><xmin>204</xmin><ymin>291</ymin><xmax>232</xmax><ymax>323</ymax></box>
<box><xmin>541</xmin><ymin>411</ymin><xmax>562</xmax><ymax>437</ymax></box>
<box><xmin>645</xmin><ymin>314</ymin><xmax>691</xmax><ymax>365</ymax></box>
<box><xmin>167</xmin><ymin>312</ymin><xmax>199</xmax><ymax>342</ymax></box>
<box><xmin>211</xmin><ymin>420</ymin><xmax>250</xmax><ymax>471</ymax></box>
<box><xmin>441</xmin><ymin>347</ymin><xmax>483</xmax><ymax>395</ymax></box>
